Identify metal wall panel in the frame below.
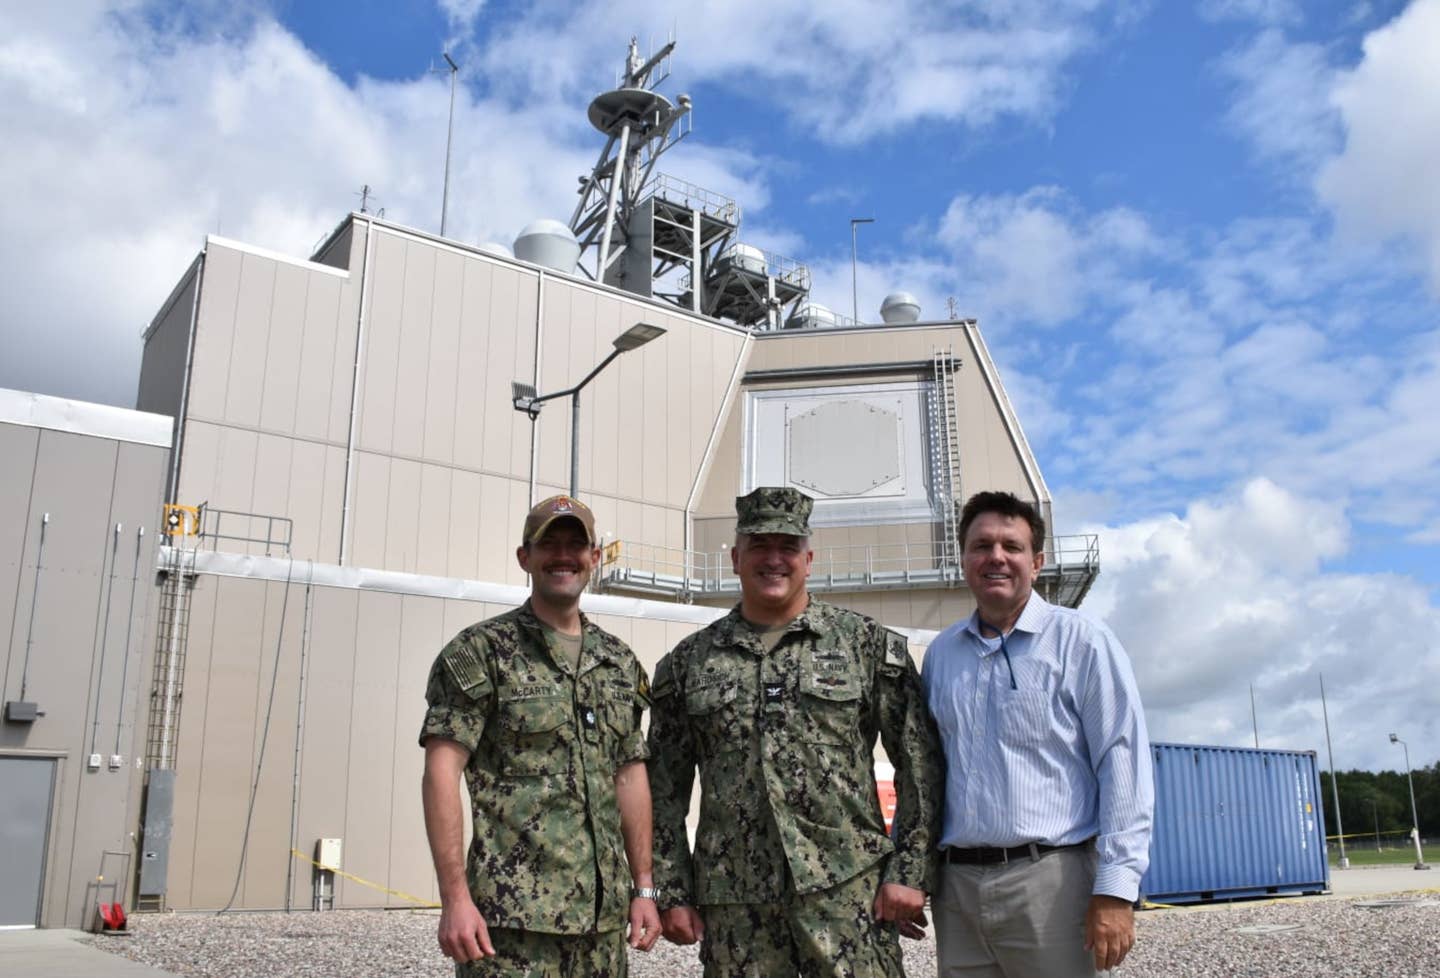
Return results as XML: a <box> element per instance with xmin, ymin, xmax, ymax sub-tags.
<box><xmin>1143</xmin><ymin>743</ymin><xmax>1329</xmax><ymax>904</ymax></box>
<box><xmin>392</xmin><ymin>242</ymin><xmax>436</xmax><ymax>462</ymax></box>
<box><xmin>258</xmin><ymin>263</ymin><xmax>309</xmax><ymax>435</ymax></box>
<box><xmin>423</xmin><ymin>250</ymin><xmax>464</xmax><ymax>465</ymax></box>
<box><xmin>183</xmin><ymin>245</ymin><xmax>241</xmax><ymax>423</ymax></box>
<box><xmin>223</xmin><ymin>254</ymin><xmax>278</xmax><ymax>429</ymax></box>
<box><xmin>294</xmin><ymin>271</ymin><xmax>344</xmax><ymax>442</ymax></box>
<box><xmin>416</xmin><ymin>465</ymin><xmax>452</xmax><ymax>578</ymax></box>
<box><xmin>0</xmin><ymin>424</ymin><xmax>41</xmax><ymax>682</ymax></box>
<box><xmin>136</xmin><ymin>264</ymin><xmax>198</xmax><ymax>421</ymax></box>
<box><xmin>336</xmin><ymin>591</ymin><xmax>403</xmax><ymax>907</ymax></box>
<box><xmin>452</xmin><ymin>260</ymin><xmax>492</xmax><ymax>472</ymax></box>
<box><xmin>293</xmin><ymin>586</ymin><xmax>360</xmax><ymax>908</ymax></box>
<box><xmin>386</xmin><ymin>594</ymin><xmax>447</xmax><ymax>905</ymax></box>
<box><xmin>357</xmin><ymin>231</ymin><xmax>407</xmax><ymax>455</ymax></box>
<box><xmin>0</xmin><ymin>421</ymin><xmax>167</xmax><ymax>927</ymax></box>
<box><xmin>383</xmin><ymin>459</ymin><xmax>423</xmax><ymax>574</ymax></box>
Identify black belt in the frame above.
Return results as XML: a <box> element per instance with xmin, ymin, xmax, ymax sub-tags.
<box><xmin>942</xmin><ymin>839</ymin><xmax>1091</xmax><ymax>865</ymax></box>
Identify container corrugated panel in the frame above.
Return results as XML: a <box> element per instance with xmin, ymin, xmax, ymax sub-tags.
<box><xmin>1142</xmin><ymin>743</ymin><xmax>1330</xmax><ymax>904</ymax></box>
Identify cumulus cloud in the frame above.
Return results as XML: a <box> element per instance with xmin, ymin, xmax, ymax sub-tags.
<box><xmin>1317</xmin><ymin>0</ymin><xmax>1440</xmax><ymax>292</ymax></box>
<box><xmin>1083</xmin><ymin>478</ymin><xmax>1439</xmax><ymax>770</ymax></box>
<box><xmin>477</xmin><ymin>0</ymin><xmax>1129</xmax><ymax>143</ymax></box>
<box><xmin>0</xmin><ymin>1</ymin><xmax>763</xmax><ymax>406</ymax></box>
<box><xmin>936</xmin><ymin>188</ymin><xmax>1161</xmax><ymax>327</ymax></box>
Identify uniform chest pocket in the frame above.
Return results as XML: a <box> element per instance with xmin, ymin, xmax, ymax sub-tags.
<box><xmin>799</xmin><ymin>668</ymin><xmax>863</xmax><ymax>746</ymax></box>
<box><xmin>997</xmin><ymin>689</ymin><xmax>1051</xmax><ymax>748</ymax></box>
<box><xmin>496</xmin><ymin>696</ymin><xmax>571</xmax><ymax>776</ymax></box>
<box><xmin>686</xmin><ymin>681</ymin><xmax>742</xmax><ymax>752</ymax></box>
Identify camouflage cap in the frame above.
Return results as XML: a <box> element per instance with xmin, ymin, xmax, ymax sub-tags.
<box><xmin>523</xmin><ymin>494</ymin><xmax>597</xmax><ymax>546</ymax></box>
<box><xmin>735</xmin><ymin>486</ymin><xmax>813</xmax><ymax>536</ymax></box>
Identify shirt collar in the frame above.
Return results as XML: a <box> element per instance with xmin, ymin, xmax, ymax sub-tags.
<box><xmin>962</xmin><ymin>591</ymin><xmax>1053</xmax><ymax>643</ymax></box>
<box><xmin>714</xmin><ymin>597</ymin><xmax>829</xmax><ymax>651</ymax></box>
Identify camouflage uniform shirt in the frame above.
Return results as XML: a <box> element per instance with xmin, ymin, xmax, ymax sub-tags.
<box><xmin>419</xmin><ymin>601</ymin><xmax>650</xmax><ymax>934</ymax></box>
<box><xmin>647</xmin><ymin>599</ymin><xmax>942</xmax><ymax>908</ymax></box>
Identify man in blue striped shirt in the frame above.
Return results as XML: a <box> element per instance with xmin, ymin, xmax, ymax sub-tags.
<box><xmin>922</xmin><ymin>491</ymin><xmax>1153</xmax><ymax>976</ymax></box>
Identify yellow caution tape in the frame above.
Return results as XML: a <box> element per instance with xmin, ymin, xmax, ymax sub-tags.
<box><xmin>289</xmin><ymin>849</ymin><xmax>440</xmax><ymax>908</ymax></box>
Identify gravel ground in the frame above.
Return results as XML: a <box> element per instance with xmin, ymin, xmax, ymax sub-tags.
<box><xmin>86</xmin><ymin>892</ymin><xmax>1440</xmax><ymax>978</ymax></box>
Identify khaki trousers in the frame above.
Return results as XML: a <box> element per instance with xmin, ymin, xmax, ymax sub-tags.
<box><xmin>933</xmin><ymin>845</ymin><xmax>1103</xmax><ymax>978</ymax></box>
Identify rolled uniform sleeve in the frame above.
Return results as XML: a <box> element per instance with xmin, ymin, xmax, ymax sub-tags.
<box><xmin>646</xmin><ymin>651</ymin><xmax>697</xmax><ymax>910</ymax></box>
<box><xmin>418</xmin><ymin>633</ymin><xmax>493</xmax><ymax>752</ymax></box>
<box><xmin>873</xmin><ymin>627</ymin><xmax>944</xmax><ymax>893</ymax></box>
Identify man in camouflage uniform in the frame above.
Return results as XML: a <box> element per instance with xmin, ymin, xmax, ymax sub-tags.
<box><xmin>420</xmin><ymin>495</ymin><xmax>661</xmax><ymax>977</ymax></box>
<box><xmin>647</xmin><ymin>487</ymin><xmax>943</xmax><ymax>977</ymax></box>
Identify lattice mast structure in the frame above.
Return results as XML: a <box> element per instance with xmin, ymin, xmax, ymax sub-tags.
<box><xmin>569</xmin><ymin>37</ymin><xmax>691</xmax><ymax>286</ymax></box>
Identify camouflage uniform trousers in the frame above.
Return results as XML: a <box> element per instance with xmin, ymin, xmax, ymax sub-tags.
<box><xmin>456</xmin><ymin>926</ymin><xmax>627</xmax><ymax>978</ymax></box>
<box><xmin>698</xmin><ymin>863</ymin><xmax>905</xmax><ymax>978</ymax></box>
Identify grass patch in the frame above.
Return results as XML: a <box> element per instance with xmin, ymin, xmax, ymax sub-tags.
<box><xmin>1329</xmin><ymin>844</ymin><xmax>1439</xmax><ymax>867</ymax></box>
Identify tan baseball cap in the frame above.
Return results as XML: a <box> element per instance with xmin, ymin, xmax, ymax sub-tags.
<box><xmin>523</xmin><ymin>495</ymin><xmax>597</xmax><ymax>546</ymax></box>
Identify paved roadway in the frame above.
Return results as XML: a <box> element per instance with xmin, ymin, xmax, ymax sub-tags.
<box><xmin>2</xmin><ymin>866</ymin><xmax>1434</xmax><ymax>978</ymax></box>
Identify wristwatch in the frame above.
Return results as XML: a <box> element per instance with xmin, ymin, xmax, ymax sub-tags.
<box><xmin>631</xmin><ymin>886</ymin><xmax>659</xmax><ymax>900</ymax></box>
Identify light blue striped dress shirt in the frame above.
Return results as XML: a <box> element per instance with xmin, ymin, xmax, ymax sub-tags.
<box><xmin>922</xmin><ymin>593</ymin><xmax>1154</xmax><ymax>900</ymax></box>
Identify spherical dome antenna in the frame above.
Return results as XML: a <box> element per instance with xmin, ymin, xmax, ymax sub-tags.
<box><xmin>785</xmin><ymin>302</ymin><xmax>837</xmax><ymax>330</ymax></box>
<box><xmin>880</xmin><ymin>292</ymin><xmax>921</xmax><ymax>324</ymax></box>
<box><xmin>514</xmin><ymin>220</ymin><xmax>580</xmax><ymax>273</ymax></box>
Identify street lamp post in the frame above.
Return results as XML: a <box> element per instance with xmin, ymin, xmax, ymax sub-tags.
<box><xmin>1388</xmin><ymin>733</ymin><xmax>1430</xmax><ymax>870</ymax></box>
<box><xmin>512</xmin><ymin>322</ymin><xmax>666</xmax><ymax>498</ymax></box>
<box><xmin>850</xmin><ymin>217</ymin><xmax>874</xmax><ymax>324</ymax></box>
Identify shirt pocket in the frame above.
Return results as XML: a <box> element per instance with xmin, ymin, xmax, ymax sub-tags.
<box><xmin>798</xmin><ymin>667</ymin><xmax>863</xmax><ymax>746</ymax></box>
<box><xmin>686</xmin><ymin>681</ymin><xmax>741</xmax><ymax>753</ymax></box>
<box><xmin>997</xmin><ymin>689</ymin><xmax>1051</xmax><ymax>749</ymax></box>
<box><xmin>496</xmin><ymin>696</ymin><xmax>571</xmax><ymax>776</ymax></box>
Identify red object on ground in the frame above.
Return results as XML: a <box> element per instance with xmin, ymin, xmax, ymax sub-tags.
<box><xmin>98</xmin><ymin>902</ymin><xmax>128</xmax><ymax>931</ymax></box>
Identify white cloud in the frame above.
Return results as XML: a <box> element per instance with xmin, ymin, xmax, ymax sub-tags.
<box><xmin>1082</xmin><ymin>478</ymin><xmax>1440</xmax><ymax>770</ymax></box>
<box><xmin>477</xmin><ymin>0</ymin><xmax>1127</xmax><ymax>144</ymax></box>
<box><xmin>937</xmin><ymin>188</ymin><xmax>1161</xmax><ymax>327</ymax></box>
<box><xmin>1317</xmin><ymin>0</ymin><xmax>1440</xmax><ymax>293</ymax></box>
<box><xmin>1198</xmin><ymin>0</ymin><xmax>1304</xmax><ymax>25</ymax></box>
<box><xmin>1216</xmin><ymin>29</ymin><xmax>1341</xmax><ymax>170</ymax></box>
<box><xmin>0</xmin><ymin>2</ymin><xmax>764</xmax><ymax>406</ymax></box>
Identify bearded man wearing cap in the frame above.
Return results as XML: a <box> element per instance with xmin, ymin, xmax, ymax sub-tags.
<box><xmin>647</xmin><ymin>486</ymin><xmax>943</xmax><ymax>977</ymax></box>
<box><xmin>419</xmin><ymin>495</ymin><xmax>660</xmax><ymax>977</ymax></box>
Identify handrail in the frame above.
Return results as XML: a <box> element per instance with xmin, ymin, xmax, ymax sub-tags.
<box><xmin>599</xmin><ymin>534</ymin><xmax>1099</xmax><ymax>598</ymax></box>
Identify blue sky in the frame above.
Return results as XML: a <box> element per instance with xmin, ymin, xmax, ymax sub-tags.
<box><xmin>2</xmin><ymin>0</ymin><xmax>1437</xmax><ymax>771</ymax></box>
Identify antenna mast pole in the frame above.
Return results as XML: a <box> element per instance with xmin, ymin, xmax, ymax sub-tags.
<box><xmin>438</xmin><ymin>52</ymin><xmax>460</xmax><ymax>237</ymax></box>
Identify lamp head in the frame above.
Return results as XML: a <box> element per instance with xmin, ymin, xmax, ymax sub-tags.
<box><xmin>613</xmin><ymin>321</ymin><xmax>665</xmax><ymax>351</ymax></box>
<box><xmin>1389</xmin><ymin>733</ymin><xmax>1399</xmax><ymax>744</ymax></box>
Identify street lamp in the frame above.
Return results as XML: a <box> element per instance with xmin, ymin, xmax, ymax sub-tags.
<box><xmin>1388</xmin><ymin>733</ymin><xmax>1430</xmax><ymax>870</ymax></box>
<box><xmin>850</xmin><ymin>217</ymin><xmax>874</xmax><ymax>324</ymax></box>
<box><xmin>512</xmin><ymin>322</ymin><xmax>666</xmax><ymax>497</ymax></box>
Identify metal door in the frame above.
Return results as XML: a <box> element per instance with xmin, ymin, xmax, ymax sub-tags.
<box><xmin>0</xmin><ymin>756</ymin><xmax>56</xmax><ymax>927</ymax></box>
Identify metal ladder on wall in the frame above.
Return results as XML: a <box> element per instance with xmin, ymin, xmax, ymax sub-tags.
<box><xmin>144</xmin><ymin>545</ymin><xmax>195</xmax><ymax>773</ymax></box>
<box><xmin>931</xmin><ymin>347</ymin><xmax>963</xmax><ymax>577</ymax></box>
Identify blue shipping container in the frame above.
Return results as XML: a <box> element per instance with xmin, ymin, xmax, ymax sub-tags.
<box><xmin>1142</xmin><ymin>743</ymin><xmax>1330</xmax><ymax>904</ymax></box>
